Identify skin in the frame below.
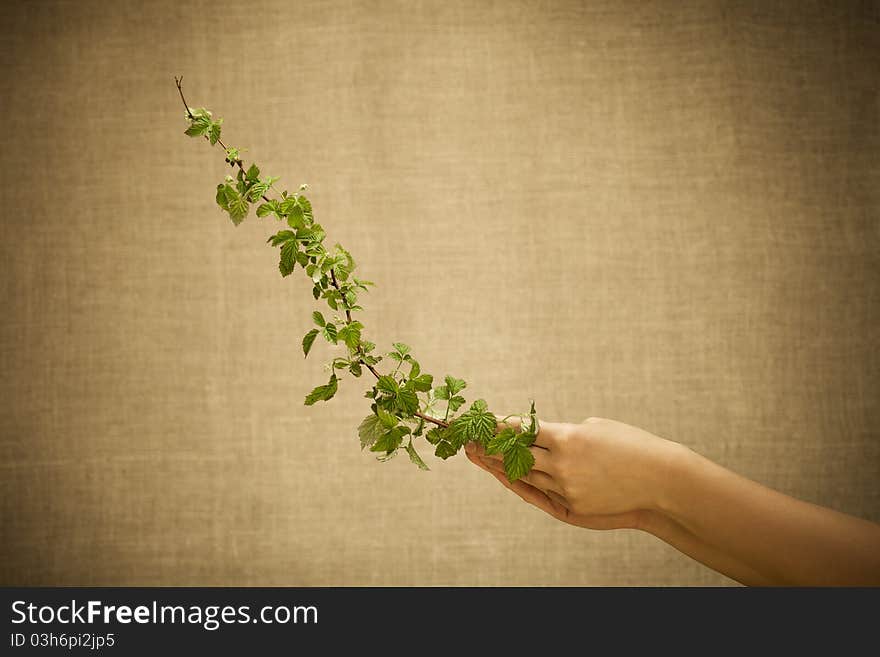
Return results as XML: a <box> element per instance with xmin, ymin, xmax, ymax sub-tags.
<box><xmin>466</xmin><ymin>416</ymin><xmax>880</xmax><ymax>586</ymax></box>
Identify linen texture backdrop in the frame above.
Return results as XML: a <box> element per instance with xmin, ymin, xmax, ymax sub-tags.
<box><xmin>1</xmin><ymin>0</ymin><xmax>877</xmax><ymax>586</ymax></box>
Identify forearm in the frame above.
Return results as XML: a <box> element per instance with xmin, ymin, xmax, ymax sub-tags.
<box><xmin>654</xmin><ymin>445</ymin><xmax>880</xmax><ymax>586</ymax></box>
<box><xmin>639</xmin><ymin>510</ymin><xmax>775</xmax><ymax>586</ymax></box>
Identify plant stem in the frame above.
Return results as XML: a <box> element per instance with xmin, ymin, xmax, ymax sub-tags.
<box><xmin>176</xmin><ymin>76</ymin><xmax>449</xmax><ymax>431</ymax></box>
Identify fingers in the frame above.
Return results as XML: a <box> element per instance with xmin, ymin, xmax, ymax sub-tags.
<box><xmin>472</xmin><ymin>440</ymin><xmax>555</xmax><ymax>473</ymax></box>
<box><xmin>546</xmin><ymin>490</ymin><xmax>570</xmax><ymax>510</ymax></box>
<box><xmin>482</xmin><ymin>461</ymin><xmax>569</xmax><ymax>520</ymax></box>
<box><xmin>476</xmin><ymin>450</ymin><xmax>564</xmax><ymax>496</ymax></box>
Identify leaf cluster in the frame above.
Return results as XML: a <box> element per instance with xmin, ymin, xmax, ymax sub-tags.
<box><xmin>182</xmin><ymin>100</ymin><xmax>538</xmax><ymax>481</ymax></box>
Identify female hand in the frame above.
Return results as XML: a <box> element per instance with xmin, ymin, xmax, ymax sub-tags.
<box><xmin>465</xmin><ymin>416</ymin><xmax>685</xmax><ymax>531</ymax></box>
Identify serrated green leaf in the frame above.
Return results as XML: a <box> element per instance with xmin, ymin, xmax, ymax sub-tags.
<box><xmin>288</xmin><ymin>204</ymin><xmax>305</xmax><ymax>229</ymax></box>
<box><xmin>448</xmin><ymin>395</ymin><xmax>466</xmax><ymax>412</ymax></box>
<box><xmin>393</xmin><ymin>342</ymin><xmax>411</xmax><ymax>356</ymax></box>
<box><xmin>503</xmin><ymin>443</ymin><xmax>535</xmax><ymax>482</ymax></box>
<box><xmin>445</xmin><ymin>376</ymin><xmax>466</xmax><ymax>396</ymax></box>
<box><xmin>349</xmin><ymin>362</ymin><xmax>362</xmax><ymax>377</ymax></box>
<box><xmin>448</xmin><ymin>399</ymin><xmax>495</xmax><ymax>449</ymax></box>
<box><xmin>247</xmin><ymin>180</ymin><xmax>271</xmax><ymax>202</ymax></box>
<box><xmin>216</xmin><ymin>184</ymin><xmax>229</xmax><ymax>210</ymax></box>
<box><xmin>184</xmin><ymin>115</ymin><xmax>211</xmax><ymax>137</ymax></box>
<box><xmin>377</xmin><ymin>375</ymin><xmax>398</xmax><ymax>395</ymax></box>
<box><xmin>312</xmin><ymin>311</ymin><xmax>326</xmax><ymax>327</ymax></box>
<box><xmin>485</xmin><ymin>427</ymin><xmax>518</xmax><ymax>455</ymax></box>
<box><xmin>337</xmin><ymin>322</ymin><xmax>362</xmax><ymax>351</ymax></box>
<box><xmin>246</xmin><ymin>163</ymin><xmax>260</xmax><ymax>181</ymax></box>
<box><xmin>434</xmin><ymin>440</ymin><xmax>458</xmax><ymax>460</ymax></box>
<box><xmin>434</xmin><ymin>385</ymin><xmax>449</xmax><ymax>400</ymax></box>
<box><xmin>298</xmin><ymin>195</ymin><xmax>313</xmax><ymax>222</ymax></box>
<box><xmin>279</xmin><ymin>240</ymin><xmax>297</xmax><ymax>277</ymax></box>
<box><xmin>396</xmin><ymin>388</ymin><xmax>419</xmax><ymax>415</ymax></box>
<box><xmin>377</xmin><ymin>408</ymin><xmax>398</xmax><ymax>429</ymax></box>
<box><xmin>304</xmin><ymin>374</ymin><xmax>338</xmax><ymax>405</ymax></box>
<box><xmin>257</xmin><ymin>200</ymin><xmax>278</xmax><ymax>218</ymax></box>
<box><xmin>425</xmin><ymin>427</ymin><xmax>447</xmax><ymax>445</ymax></box>
<box><xmin>279</xmin><ymin>196</ymin><xmax>298</xmax><ymax>216</ymax></box>
<box><xmin>406</xmin><ymin>443</ymin><xmax>429</xmax><ymax>470</ymax></box>
<box><xmin>226</xmin><ymin>194</ymin><xmax>248</xmax><ymax>225</ymax></box>
<box><xmin>358</xmin><ymin>414</ymin><xmax>384</xmax><ymax>450</ymax></box>
<box><xmin>268</xmin><ymin>230</ymin><xmax>295</xmax><ymax>246</ymax></box>
<box><xmin>410</xmin><ymin>374</ymin><xmax>433</xmax><ymax>392</ymax></box>
<box><xmin>371</xmin><ymin>426</ymin><xmax>408</xmax><ymax>454</ymax></box>
<box><xmin>302</xmin><ymin>329</ymin><xmax>319</xmax><ymax>357</ymax></box>
<box><xmin>322</xmin><ymin>323</ymin><xmax>337</xmax><ymax>343</ymax></box>
<box><xmin>208</xmin><ymin>119</ymin><xmax>222</xmax><ymax>145</ymax></box>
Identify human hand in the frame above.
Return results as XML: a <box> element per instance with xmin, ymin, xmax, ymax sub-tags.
<box><xmin>465</xmin><ymin>416</ymin><xmax>686</xmax><ymax>531</ymax></box>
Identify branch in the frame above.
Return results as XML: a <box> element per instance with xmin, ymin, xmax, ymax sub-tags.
<box><xmin>175</xmin><ymin>76</ymin><xmax>449</xmax><ymax>431</ymax></box>
<box><xmin>174</xmin><ymin>76</ymin><xmax>270</xmax><ymax>203</ymax></box>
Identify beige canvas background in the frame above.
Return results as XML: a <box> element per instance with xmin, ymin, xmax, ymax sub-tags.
<box><xmin>1</xmin><ymin>0</ymin><xmax>877</xmax><ymax>586</ymax></box>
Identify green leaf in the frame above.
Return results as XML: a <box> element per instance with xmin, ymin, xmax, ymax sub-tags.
<box><xmin>425</xmin><ymin>427</ymin><xmax>448</xmax><ymax>445</ymax></box>
<box><xmin>406</xmin><ymin>443</ymin><xmax>429</xmax><ymax>470</ymax></box>
<box><xmin>485</xmin><ymin>427</ymin><xmax>518</xmax><ymax>456</ymax></box>
<box><xmin>410</xmin><ymin>374</ymin><xmax>433</xmax><ymax>392</ymax></box>
<box><xmin>257</xmin><ymin>200</ymin><xmax>279</xmax><ymax>218</ymax></box>
<box><xmin>288</xmin><ymin>204</ymin><xmax>305</xmax><ymax>229</ymax></box>
<box><xmin>227</xmin><ymin>195</ymin><xmax>249</xmax><ymax>225</ymax></box>
<box><xmin>434</xmin><ymin>385</ymin><xmax>449</xmax><ymax>400</ymax></box>
<box><xmin>434</xmin><ymin>440</ymin><xmax>458</xmax><ymax>460</ymax></box>
<box><xmin>448</xmin><ymin>395</ymin><xmax>466</xmax><ymax>412</ymax></box>
<box><xmin>267</xmin><ymin>230</ymin><xmax>294</xmax><ymax>246</ymax></box>
<box><xmin>371</xmin><ymin>426</ymin><xmax>408</xmax><ymax>454</ymax></box>
<box><xmin>279</xmin><ymin>240</ymin><xmax>297</xmax><ymax>277</ymax></box>
<box><xmin>337</xmin><ymin>322</ymin><xmax>362</xmax><ymax>351</ymax></box>
<box><xmin>445</xmin><ymin>376</ymin><xmax>467</xmax><ymax>396</ymax></box>
<box><xmin>377</xmin><ymin>409</ymin><xmax>398</xmax><ymax>429</ymax></box>
<box><xmin>248</xmin><ymin>178</ymin><xmax>275</xmax><ymax>201</ymax></box>
<box><xmin>216</xmin><ymin>183</ymin><xmax>230</xmax><ymax>209</ymax></box>
<box><xmin>304</xmin><ymin>374</ymin><xmax>338</xmax><ymax>405</ymax></box>
<box><xmin>216</xmin><ymin>183</ymin><xmax>248</xmax><ymax>225</ymax></box>
<box><xmin>208</xmin><ymin>119</ymin><xmax>222</xmax><ymax>145</ymax></box>
<box><xmin>279</xmin><ymin>196</ymin><xmax>298</xmax><ymax>216</ymax></box>
<box><xmin>298</xmin><ymin>195</ymin><xmax>314</xmax><ymax>222</ymax></box>
<box><xmin>393</xmin><ymin>342</ymin><xmax>411</xmax><ymax>356</ymax></box>
<box><xmin>525</xmin><ymin>400</ymin><xmax>539</xmax><ymax>438</ymax></box>
<box><xmin>349</xmin><ymin>362</ymin><xmax>363</xmax><ymax>377</ymax></box>
<box><xmin>358</xmin><ymin>414</ymin><xmax>384</xmax><ymax>449</ymax></box>
<box><xmin>246</xmin><ymin>163</ymin><xmax>260</xmax><ymax>181</ymax></box>
<box><xmin>312</xmin><ymin>311</ymin><xmax>326</xmax><ymax>327</ymax></box>
<box><xmin>448</xmin><ymin>399</ymin><xmax>496</xmax><ymax>449</ymax></box>
<box><xmin>322</xmin><ymin>323</ymin><xmax>338</xmax><ymax>343</ymax></box>
<box><xmin>302</xmin><ymin>329</ymin><xmax>319</xmax><ymax>357</ymax></box>
<box><xmin>184</xmin><ymin>115</ymin><xmax>211</xmax><ymax>137</ymax></box>
<box><xmin>396</xmin><ymin>388</ymin><xmax>419</xmax><ymax>415</ymax></box>
<box><xmin>377</xmin><ymin>375</ymin><xmax>398</xmax><ymax>395</ymax></box>
<box><xmin>503</xmin><ymin>443</ymin><xmax>535</xmax><ymax>482</ymax></box>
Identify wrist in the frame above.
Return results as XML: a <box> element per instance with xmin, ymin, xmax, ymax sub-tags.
<box><xmin>647</xmin><ymin>440</ymin><xmax>702</xmax><ymax>524</ymax></box>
